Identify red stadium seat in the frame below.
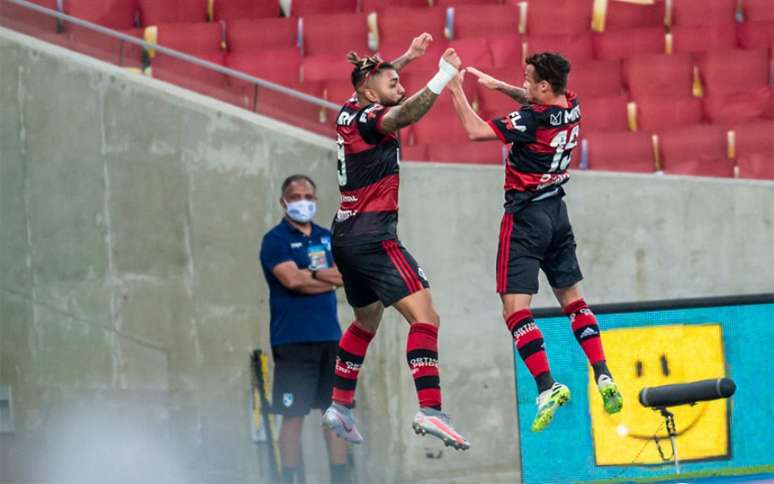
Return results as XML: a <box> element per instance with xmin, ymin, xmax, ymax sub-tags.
<box><xmin>254</xmin><ymin>82</ymin><xmax>328</xmax><ymax>133</ymax></box>
<box><xmin>525</xmin><ymin>0</ymin><xmax>593</xmax><ymax>36</ymax></box>
<box><xmin>659</xmin><ymin>125</ymin><xmax>733</xmax><ymax>177</ymax></box>
<box><xmin>411</xmin><ymin>106</ymin><xmax>472</xmax><ymax>144</ymax></box>
<box><xmin>401</xmin><ymin>143</ymin><xmax>430</xmax><ymax>161</ymax></box>
<box><xmin>584</xmin><ymin>131</ymin><xmax>655</xmax><ymax>173</ymax></box>
<box><xmin>227</xmin><ymin>18</ymin><xmax>298</xmax><ymax>52</ymax></box>
<box><xmin>213</xmin><ymin>0</ymin><xmax>278</xmax><ymax>20</ymax></box>
<box><xmin>450</xmin><ymin>37</ymin><xmax>494</xmax><ymax>69</ymax></box>
<box><xmin>301</xmin><ymin>54</ymin><xmax>351</xmax><ymax>82</ymax></box>
<box><xmin>592</xmin><ymin>27</ymin><xmax>665</xmax><ymax>60</ymax></box>
<box><xmin>635</xmin><ymin>96</ymin><xmax>703</xmax><ymax>131</ymax></box>
<box><xmin>488</xmin><ymin>34</ymin><xmax>523</xmax><ymax>69</ymax></box>
<box><xmin>622</xmin><ymin>53</ymin><xmax>693</xmax><ymax>99</ymax></box>
<box><xmin>227</xmin><ymin>47</ymin><xmax>302</xmax><ymax>83</ymax></box>
<box><xmin>427</xmin><ymin>141</ymin><xmax>505</xmax><ymax>164</ymax></box>
<box><xmin>437</xmin><ymin>0</ymin><xmax>501</xmax><ymax>5</ymax></box>
<box><xmin>150</xmin><ymin>23</ymin><xmax>228</xmax><ymax>97</ymax></box>
<box><xmin>381</xmin><ymin>41</ymin><xmax>450</xmax><ymax>78</ymax></box>
<box><xmin>526</xmin><ymin>33</ymin><xmax>594</xmax><ymax>63</ymax></box>
<box><xmin>733</xmin><ymin>120</ymin><xmax>774</xmax><ymax>159</ymax></box>
<box><xmin>670</xmin><ymin>24</ymin><xmax>737</xmax><ymax>54</ymax></box>
<box><xmin>302</xmin><ymin>13</ymin><xmax>369</xmax><ymax>57</ymax></box>
<box><xmin>452</xmin><ymin>5</ymin><xmax>520</xmax><ymax>39</ymax></box>
<box><xmin>378</xmin><ymin>7</ymin><xmax>448</xmax><ymax>48</ymax></box>
<box><xmin>603</xmin><ymin>0</ymin><xmax>665</xmax><ymax>31</ymax></box>
<box><xmin>737</xmin><ymin>21</ymin><xmax>774</xmax><ymax>50</ymax></box>
<box><xmin>138</xmin><ymin>0</ymin><xmax>208</xmax><ymax>25</ymax></box>
<box><xmin>0</xmin><ymin>0</ymin><xmax>62</xmax><ymax>38</ymax></box>
<box><xmin>671</xmin><ymin>0</ymin><xmax>737</xmax><ymax>26</ymax></box>
<box><xmin>702</xmin><ymin>86</ymin><xmax>771</xmax><ymax>126</ymax></box>
<box><xmin>63</xmin><ymin>0</ymin><xmax>142</xmax><ymax>66</ymax></box>
<box><xmin>737</xmin><ymin>153</ymin><xmax>774</xmax><ymax>180</ymax></box>
<box><xmin>360</xmin><ymin>0</ymin><xmax>430</xmax><ymax>13</ymax></box>
<box><xmin>569</xmin><ymin>60</ymin><xmax>624</xmax><ymax>98</ymax></box>
<box><xmin>581</xmin><ymin>94</ymin><xmax>629</xmax><ymax>132</ymax></box>
<box><xmin>743</xmin><ymin>0</ymin><xmax>774</xmax><ymax>22</ymax></box>
<box><xmin>290</xmin><ymin>0</ymin><xmax>357</xmax><ymax>16</ymax></box>
<box><xmin>323</xmin><ymin>79</ymin><xmax>356</xmax><ymax>105</ymax></box>
<box><xmin>696</xmin><ymin>48</ymin><xmax>769</xmax><ymax>97</ymax></box>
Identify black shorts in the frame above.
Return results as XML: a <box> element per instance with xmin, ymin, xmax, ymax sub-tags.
<box><xmin>332</xmin><ymin>239</ymin><xmax>430</xmax><ymax>308</ymax></box>
<box><xmin>271</xmin><ymin>342</ymin><xmax>338</xmax><ymax>417</ymax></box>
<box><xmin>496</xmin><ymin>196</ymin><xmax>583</xmax><ymax>294</ymax></box>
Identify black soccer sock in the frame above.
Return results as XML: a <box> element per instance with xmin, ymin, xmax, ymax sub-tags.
<box><xmin>592</xmin><ymin>360</ymin><xmax>612</xmax><ymax>382</ymax></box>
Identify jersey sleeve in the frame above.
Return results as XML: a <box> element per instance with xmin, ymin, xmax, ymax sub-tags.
<box><xmin>259</xmin><ymin>232</ymin><xmax>294</xmax><ymax>272</ymax></box>
<box><xmin>487</xmin><ymin>108</ymin><xmax>537</xmax><ymax>145</ymax></box>
<box><xmin>356</xmin><ymin>103</ymin><xmax>391</xmax><ymax>144</ymax></box>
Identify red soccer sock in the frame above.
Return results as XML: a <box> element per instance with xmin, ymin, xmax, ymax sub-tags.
<box><xmin>406</xmin><ymin>322</ymin><xmax>442</xmax><ymax>411</ymax></box>
<box><xmin>332</xmin><ymin>322</ymin><xmax>375</xmax><ymax>408</ymax></box>
<box><xmin>506</xmin><ymin>309</ymin><xmax>553</xmax><ymax>391</ymax></box>
<box><xmin>564</xmin><ymin>298</ymin><xmax>606</xmax><ymax>365</ymax></box>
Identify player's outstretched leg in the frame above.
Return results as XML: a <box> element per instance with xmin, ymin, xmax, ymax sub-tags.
<box><xmin>394</xmin><ymin>290</ymin><xmax>470</xmax><ymax>450</ymax></box>
<box><xmin>563</xmin><ymin>298</ymin><xmax>623</xmax><ymax>414</ymax></box>
<box><xmin>322</xmin><ymin>319</ymin><xmax>377</xmax><ymax>444</ymax></box>
<box><xmin>505</xmin><ymin>307</ymin><xmax>571</xmax><ymax>432</ymax></box>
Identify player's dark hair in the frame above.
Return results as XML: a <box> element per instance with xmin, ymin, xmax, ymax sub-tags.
<box><xmin>525</xmin><ymin>52</ymin><xmax>571</xmax><ymax>94</ymax></box>
<box><xmin>347</xmin><ymin>51</ymin><xmax>396</xmax><ymax>89</ymax></box>
<box><xmin>281</xmin><ymin>174</ymin><xmax>316</xmax><ymax>196</ymax></box>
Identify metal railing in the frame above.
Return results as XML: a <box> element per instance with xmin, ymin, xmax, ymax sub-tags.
<box><xmin>3</xmin><ymin>0</ymin><xmax>340</xmax><ymax>112</ymax></box>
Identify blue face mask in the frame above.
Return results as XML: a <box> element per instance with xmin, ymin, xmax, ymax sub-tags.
<box><xmin>285</xmin><ymin>199</ymin><xmax>317</xmax><ymax>223</ymax></box>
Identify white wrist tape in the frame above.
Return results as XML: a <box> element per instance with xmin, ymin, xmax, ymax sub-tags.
<box><xmin>426</xmin><ymin>57</ymin><xmax>459</xmax><ymax>95</ymax></box>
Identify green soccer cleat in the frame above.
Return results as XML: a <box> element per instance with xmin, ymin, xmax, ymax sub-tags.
<box><xmin>531</xmin><ymin>382</ymin><xmax>571</xmax><ymax>432</ymax></box>
<box><xmin>597</xmin><ymin>375</ymin><xmax>623</xmax><ymax>414</ymax></box>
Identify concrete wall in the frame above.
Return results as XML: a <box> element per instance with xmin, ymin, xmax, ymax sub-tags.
<box><xmin>1</xmin><ymin>27</ymin><xmax>773</xmax><ymax>484</ymax></box>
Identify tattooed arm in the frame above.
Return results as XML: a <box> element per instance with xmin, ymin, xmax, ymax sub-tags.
<box><xmin>378</xmin><ymin>88</ymin><xmax>439</xmax><ymax>133</ymax></box>
<box><xmin>390</xmin><ymin>32</ymin><xmax>433</xmax><ymax>72</ymax></box>
<box><xmin>468</xmin><ymin>67</ymin><xmax>529</xmax><ymax>104</ymax></box>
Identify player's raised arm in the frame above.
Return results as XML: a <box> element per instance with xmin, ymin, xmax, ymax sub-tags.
<box><xmin>379</xmin><ymin>48</ymin><xmax>461</xmax><ymax>133</ymax></box>
<box><xmin>468</xmin><ymin>66</ymin><xmax>529</xmax><ymax>105</ymax></box>
<box><xmin>390</xmin><ymin>32</ymin><xmax>433</xmax><ymax>72</ymax></box>
<box><xmin>447</xmin><ymin>69</ymin><xmax>499</xmax><ymax>141</ymax></box>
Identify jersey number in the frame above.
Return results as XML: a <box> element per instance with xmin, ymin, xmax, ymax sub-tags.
<box><xmin>336</xmin><ymin>134</ymin><xmax>347</xmax><ymax>186</ymax></box>
<box><xmin>549</xmin><ymin>125</ymin><xmax>580</xmax><ymax>172</ymax></box>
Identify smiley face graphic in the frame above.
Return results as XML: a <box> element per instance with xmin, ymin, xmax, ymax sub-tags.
<box><xmin>588</xmin><ymin>324</ymin><xmax>730</xmax><ymax>466</ymax></box>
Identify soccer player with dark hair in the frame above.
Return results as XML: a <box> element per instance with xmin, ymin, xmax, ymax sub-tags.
<box><xmin>446</xmin><ymin>52</ymin><xmax>623</xmax><ymax>432</ymax></box>
<box><xmin>321</xmin><ymin>33</ymin><xmax>470</xmax><ymax>450</ymax></box>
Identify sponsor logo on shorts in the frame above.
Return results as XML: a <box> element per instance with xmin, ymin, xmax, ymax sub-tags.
<box><xmin>282</xmin><ymin>393</ymin><xmax>294</xmax><ymax>408</ymax></box>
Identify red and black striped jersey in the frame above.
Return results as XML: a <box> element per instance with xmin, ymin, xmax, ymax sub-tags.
<box><xmin>332</xmin><ymin>96</ymin><xmax>400</xmax><ymax>245</ymax></box>
<box><xmin>488</xmin><ymin>91</ymin><xmax>581</xmax><ymax>213</ymax></box>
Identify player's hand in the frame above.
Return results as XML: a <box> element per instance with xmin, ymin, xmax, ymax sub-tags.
<box><xmin>441</xmin><ymin>48</ymin><xmax>461</xmax><ymax>70</ymax></box>
<box><xmin>467</xmin><ymin>66</ymin><xmax>501</xmax><ymax>90</ymax></box>
<box><xmin>408</xmin><ymin>32</ymin><xmax>433</xmax><ymax>59</ymax></box>
<box><xmin>448</xmin><ymin>68</ymin><xmax>467</xmax><ymax>94</ymax></box>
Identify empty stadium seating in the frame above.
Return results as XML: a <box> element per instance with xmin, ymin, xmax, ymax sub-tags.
<box><xmin>288</xmin><ymin>0</ymin><xmax>357</xmax><ymax>17</ymax></box>
<box><xmin>623</xmin><ymin>53</ymin><xmax>693</xmax><ymax>99</ymax></box>
<box><xmin>8</xmin><ymin>0</ymin><xmax>771</xmax><ymax>176</ymax></box>
<box><xmin>138</xmin><ymin>0</ymin><xmax>208</xmax><ymax>25</ymax></box>
<box><xmin>659</xmin><ymin>125</ymin><xmax>734</xmax><ymax>177</ymax></box>
<box><xmin>584</xmin><ymin>131</ymin><xmax>655</xmax><ymax>173</ymax></box>
<box><xmin>451</xmin><ymin>5</ymin><xmax>519</xmax><ymax>39</ymax></box>
<box><xmin>592</xmin><ymin>27</ymin><xmax>665</xmax><ymax>60</ymax></box>
<box><xmin>602</xmin><ymin>0</ymin><xmax>664</xmax><ymax>31</ymax></box>
<box><xmin>226</xmin><ymin>17</ymin><xmax>298</xmax><ymax>52</ymax></box>
<box><xmin>212</xmin><ymin>0</ymin><xmax>277</xmax><ymax>21</ymax></box>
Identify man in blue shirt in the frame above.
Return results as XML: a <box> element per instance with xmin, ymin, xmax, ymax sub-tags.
<box><xmin>259</xmin><ymin>175</ymin><xmax>348</xmax><ymax>484</ymax></box>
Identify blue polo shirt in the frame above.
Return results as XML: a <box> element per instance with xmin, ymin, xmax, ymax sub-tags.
<box><xmin>259</xmin><ymin>218</ymin><xmax>341</xmax><ymax>347</ymax></box>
